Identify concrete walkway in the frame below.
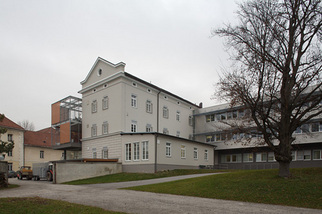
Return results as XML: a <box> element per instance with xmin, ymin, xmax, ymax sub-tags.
<box><xmin>1</xmin><ymin>173</ymin><xmax>321</xmax><ymax>214</ymax></box>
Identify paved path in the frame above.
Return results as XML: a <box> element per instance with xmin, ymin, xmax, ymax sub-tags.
<box><xmin>1</xmin><ymin>173</ymin><xmax>321</xmax><ymax>214</ymax></box>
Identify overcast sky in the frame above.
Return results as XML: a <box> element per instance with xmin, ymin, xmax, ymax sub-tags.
<box><xmin>0</xmin><ymin>0</ymin><xmax>239</xmax><ymax>130</ymax></box>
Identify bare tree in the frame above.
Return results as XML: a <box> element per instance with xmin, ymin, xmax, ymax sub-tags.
<box><xmin>213</xmin><ymin>0</ymin><xmax>322</xmax><ymax>177</ymax></box>
<box><xmin>18</xmin><ymin>120</ymin><xmax>35</xmax><ymax>131</ymax></box>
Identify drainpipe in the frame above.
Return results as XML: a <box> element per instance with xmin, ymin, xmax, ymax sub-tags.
<box><xmin>155</xmin><ymin>91</ymin><xmax>161</xmax><ymax>173</ymax></box>
<box><xmin>157</xmin><ymin>91</ymin><xmax>161</xmax><ymax>133</ymax></box>
<box><xmin>155</xmin><ymin>134</ymin><xmax>158</xmax><ymax>173</ymax></box>
<box><xmin>23</xmin><ymin>131</ymin><xmax>25</xmax><ymax>167</ymax></box>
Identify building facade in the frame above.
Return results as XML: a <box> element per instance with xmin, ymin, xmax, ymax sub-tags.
<box><xmin>1</xmin><ymin>116</ymin><xmax>68</xmax><ymax>171</ymax></box>
<box><xmin>24</xmin><ymin>128</ymin><xmax>64</xmax><ymax>167</ymax></box>
<box><xmin>79</xmin><ymin>57</ymin><xmax>214</xmax><ymax>172</ymax></box>
<box><xmin>78</xmin><ymin>57</ymin><xmax>321</xmax><ymax>172</ymax></box>
<box><xmin>0</xmin><ymin>116</ymin><xmax>24</xmax><ymax>171</ymax></box>
<box><xmin>194</xmin><ymin>104</ymin><xmax>322</xmax><ymax>169</ymax></box>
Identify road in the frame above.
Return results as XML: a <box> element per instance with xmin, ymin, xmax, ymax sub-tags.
<box><xmin>1</xmin><ymin>173</ymin><xmax>321</xmax><ymax>214</ymax></box>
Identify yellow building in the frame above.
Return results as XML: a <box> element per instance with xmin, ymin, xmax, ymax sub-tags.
<box><xmin>24</xmin><ymin>128</ymin><xmax>63</xmax><ymax>167</ymax></box>
<box><xmin>0</xmin><ymin>116</ymin><xmax>24</xmax><ymax>171</ymax></box>
<box><xmin>1</xmin><ymin>115</ymin><xmax>63</xmax><ymax>171</ymax></box>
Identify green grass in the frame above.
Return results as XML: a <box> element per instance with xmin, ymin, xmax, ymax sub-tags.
<box><xmin>0</xmin><ymin>197</ymin><xmax>124</xmax><ymax>214</ymax></box>
<box><xmin>0</xmin><ymin>184</ymin><xmax>19</xmax><ymax>191</ymax></box>
<box><xmin>64</xmin><ymin>169</ymin><xmax>225</xmax><ymax>185</ymax></box>
<box><xmin>126</xmin><ymin>168</ymin><xmax>322</xmax><ymax>209</ymax></box>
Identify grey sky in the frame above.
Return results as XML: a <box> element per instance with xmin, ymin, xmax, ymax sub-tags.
<box><xmin>0</xmin><ymin>0</ymin><xmax>239</xmax><ymax>130</ymax></box>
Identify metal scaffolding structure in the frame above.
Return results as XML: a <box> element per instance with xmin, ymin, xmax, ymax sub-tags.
<box><xmin>51</xmin><ymin>96</ymin><xmax>82</xmax><ymax>160</ymax></box>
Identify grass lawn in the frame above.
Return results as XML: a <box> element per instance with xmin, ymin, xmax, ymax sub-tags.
<box><xmin>0</xmin><ymin>184</ymin><xmax>19</xmax><ymax>190</ymax></box>
<box><xmin>0</xmin><ymin>197</ymin><xmax>124</xmax><ymax>214</ymax></box>
<box><xmin>126</xmin><ymin>168</ymin><xmax>322</xmax><ymax>209</ymax></box>
<box><xmin>64</xmin><ymin>169</ymin><xmax>224</xmax><ymax>185</ymax></box>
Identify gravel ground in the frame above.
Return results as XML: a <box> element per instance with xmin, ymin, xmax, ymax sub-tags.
<box><xmin>1</xmin><ymin>174</ymin><xmax>321</xmax><ymax>214</ymax></box>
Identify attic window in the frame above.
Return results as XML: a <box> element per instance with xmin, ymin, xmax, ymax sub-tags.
<box><xmin>147</xmin><ymin>88</ymin><xmax>152</xmax><ymax>93</ymax></box>
<box><xmin>132</xmin><ymin>82</ymin><xmax>137</xmax><ymax>87</ymax></box>
<box><xmin>103</xmin><ymin>84</ymin><xmax>108</xmax><ymax>88</ymax></box>
<box><xmin>97</xmin><ymin>69</ymin><xmax>102</xmax><ymax>76</ymax></box>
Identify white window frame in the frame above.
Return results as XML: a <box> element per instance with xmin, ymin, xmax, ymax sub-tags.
<box><xmin>176</xmin><ymin>111</ymin><xmax>180</xmax><ymax>121</ymax></box>
<box><xmin>220</xmin><ymin>112</ymin><xmax>227</xmax><ymax>120</ymax></box>
<box><xmin>189</xmin><ymin>115</ymin><xmax>193</xmax><ymax>126</ymax></box>
<box><xmin>102</xmin><ymin>96</ymin><xmax>109</xmax><ymax>110</ymax></box>
<box><xmin>8</xmin><ymin>163</ymin><xmax>13</xmax><ymax>171</ymax></box>
<box><xmin>8</xmin><ymin>150</ymin><xmax>12</xmax><ymax>157</ymax></box>
<box><xmin>92</xmin><ymin>148</ymin><xmax>97</xmax><ymax>159</ymax></box>
<box><xmin>194</xmin><ymin>148</ymin><xmax>198</xmax><ymax>160</ymax></box>
<box><xmin>291</xmin><ymin>151</ymin><xmax>296</xmax><ymax>161</ymax></box>
<box><xmin>301</xmin><ymin>124</ymin><xmax>310</xmax><ymax>133</ymax></box>
<box><xmin>232</xmin><ymin>154</ymin><xmax>242</xmax><ymax>163</ymax></box>
<box><xmin>91</xmin><ymin>124</ymin><xmax>97</xmax><ymax>137</ymax></box>
<box><xmin>163</xmin><ymin>128</ymin><xmax>169</xmax><ymax>135</ymax></box>
<box><xmin>268</xmin><ymin>152</ymin><xmax>275</xmax><ymax>162</ymax></box>
<box><xmin>8</xmin><ymin>134</ymin><xmax>13</xmax><ymax>142</ymax></box>
<box><xmin>133</xmin><ymin>142</ymin><xmax>140</xmax><ymax>161</ymax></box>
<box><xmin>166</xmin><ymin>142</ymin><xmax>171</xmax><ymax>157</ymax></box>
<box><xmin>102</xmin><ymin>122</ymin><xmax>108</xmax><ymax>135</ymax></box>
<box><xmin>131</xmin><ymin>121</ymin><xmax>137</xmax><ymax>133</ymax></box>
<box><xmin>311</xmin><ymin>122</ymin><xmax>321</xmax><ymax>133</ymax></box>
<box><xmin>297</xmin><ymin>150</ymin><xmax>311</xmax><ymax>160</ymax></box>
<box><xmin>142</xmin><ymin>141</ymin><xmax>149</xmax><ymax>160</ymax></box>
<box><xmin>243</xmin><ymin>153</ymin><xmax>253</xmax><ymax>162</ymax></box>
<box><xmin>163</xmin><ymin>106</ymin><xmax>169</xmax><ymax>119</ymax></box>
<box><xmin>181</xmin><ymin>145</ymin><xmax>186</xmax><ymax>159</ymax></box>
<box><xmin>125</xmin><ymin>143</ymin><xmax>131</xmax><ymax>161</ymax></box>
<box><xmin>92</xmin><ymin>100</ymin><xmax>97</xmax><ymax>113</ymax></box>
<box><xmin>227</xmin><ymin>112</ymin><xmax>232</xmax><ymax>119</ymax></box>
<box><xmin>146</xmin><ymin>100</ymin><xmax>153</xmax><ymax>113</ymax></box>
<box><xmin>313</xmin><ymin>150</ymin><xmax>322</xmax><ymax>160</ymax></box>
<box><xmin>146</xmin><ymin>124</ymin><xmax>153</xmax><ymax>132</ymax></box>
<box><xmin>221</xmin><ymin>154</ymin><xmax>242</xmax><ymax>163</ymax></box>
<box><xmin>204</xmin><ymin>149</ymin><xmax>208</xmax><ymax>161</ymax></box>
<box><xmin>256</xmin><ymin>152</ymin><xmax>267</xmax><ymax>162</ymax></box>
<box><xmin>102</xmin><ymin>147</ymin><xmax>108</xmax><ymax>159</ymax></box>
<box><xmin>176</xmin><ymin>131</ymin><xmax>180</xmax><ymax>137</ymax></box>
<box><xmin>40</xmin><ymin>150</ymin><xmax>44</xmax><ymax>159</ymax></box>
<box><xmin>131</xmin><ymin>94</ymin><xmax>137</xmax><ymax>108</ymax></box>
<box><xmin>206</xmin><ymin>135</ymin><xmax>214</xmax><ymax>143</ymax></box>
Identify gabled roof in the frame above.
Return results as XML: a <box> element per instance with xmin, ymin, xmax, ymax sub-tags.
<box><xmin>24</xmin><ymin>128</ymin><xmax>57</xmax><ymax>148</ymax></box>
<box><xmin>80</xmin><ymin>57</ymin><xmax>126</xmax><ymax>85</ymax></box>
<box><xmin>0</xmin><ymin>115</ymin><xmax>24</xmax><ymax>131</ymax></box>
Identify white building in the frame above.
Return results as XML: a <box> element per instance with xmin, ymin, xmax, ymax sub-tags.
<box><xmin>79</xmin><ymin>57</ymin><xmax>321</xmax><ymax>172</ymax></box>
<box><xmin>79</xmin><ymin>57</ymin><xmax>214</xmax><ymax>173</ymax></box>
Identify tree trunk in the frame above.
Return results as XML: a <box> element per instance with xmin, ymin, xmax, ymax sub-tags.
<box><xmin>278</xmin><ymin>161</ymin><xmax>291</xmax><ymax>178</ymax></box>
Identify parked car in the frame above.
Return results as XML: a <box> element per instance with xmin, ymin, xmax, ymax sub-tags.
<box><xmin>8</xmin><ymin>170</ymin><xmax>17</xmax><ymax>178</ymax></box>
